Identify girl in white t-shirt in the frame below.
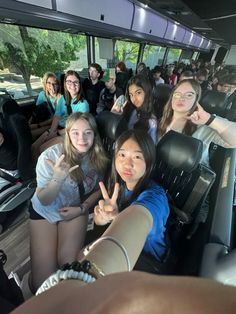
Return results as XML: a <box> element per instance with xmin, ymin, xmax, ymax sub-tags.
<box><xmin>29</xmin><ymin>112</ymin><xmax>109</xmax><ymax>293</ymax></box>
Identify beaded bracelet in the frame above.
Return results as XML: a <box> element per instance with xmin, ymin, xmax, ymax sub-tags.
<box><xmin>36</xmin><ymin>260</ymin><xmax>96</xmax><ymax>295</ymax></box>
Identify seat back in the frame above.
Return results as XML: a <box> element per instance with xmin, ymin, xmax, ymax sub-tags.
<box><xmin>96</xmin><ymin>111</ymin><xmax>128</xmax><ymax>156</ymax></box>
<box><xmin>200</xmin><ymin>90</ymin><xmax>227</xmax><ymax>117</ymax></box>
<box><xmin>0</xmin><ymin>94</ymin><xmax>36</xmax><ymax>214</ymax></box>
<box><xmin>154</xmin><ymin>131</ymin><xmax>216</xmax><ymax>236</ymax></box>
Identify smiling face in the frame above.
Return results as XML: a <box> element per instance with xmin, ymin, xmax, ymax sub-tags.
<box><xmin>46</xmin><ymin>76</ymin><xmax>59</xmax><ymax>97</ymax></box>
<box><xmin>128</xmin><ymin>84</ymin><xmax>145</xmax><ymax>109</ymax></box>
<box><xmin>65</xmin><ymin>74</ymin><xmax>80</xmax><ymax>99</ymax></box>
<box><xmin>115</xmin><ymin>137</ymin><xmax>146</xmax><ymax>190</ymax></box>
<box><xmin>69</xmin><ymin>118</ymin><xmax>94</xmax><ymax>153</ymax></box>
<box><xmin>171</xmin><ymin>82</ymin><xmax>197</xmax><ymax>114</ymax></box>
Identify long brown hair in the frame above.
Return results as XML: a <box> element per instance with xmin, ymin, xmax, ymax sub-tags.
<box><xmin>64</xmin><ymin>112</ymin><xmax>109</xmax><ymax>183</ymax></box>
<box><xmin>158</xmin><ymin>79</ymin><xmax>202</xmax><ymax>137</ymax></box>
<box><xmin>64</xmin><ymin>70</ymin><xmax>84</xmax><ymax>106</ymax></box>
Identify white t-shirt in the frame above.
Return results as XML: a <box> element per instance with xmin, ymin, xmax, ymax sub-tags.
<box><xmin>31</xmin><ymin>144</ymin><xmax>99</xmax><ymax>223</ymax></box>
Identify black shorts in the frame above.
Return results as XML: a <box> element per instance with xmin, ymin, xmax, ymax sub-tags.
<box><xmin>29</xmin><ymin>202</ymin><xmax>45</xmax><ymax>220</ymax></box>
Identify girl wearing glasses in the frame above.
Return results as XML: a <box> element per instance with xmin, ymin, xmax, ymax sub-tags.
<box><xmin>29</xmin><ymin>112</ymin><xmax>109</xmax><ymax>293</ymax></box>
<box><xmin>32</xmin><ymin>71</ymin><xmax>89</xmax><ymax>160</ymax></box>
<box><xmin>30</xmin><ymin>72</ymin><xmax>61</xmax><ymax>140</ymax></box>
<box><xmin>159</xmin><ymin>78</ymin><xmax>236</xmax><ymax>166</ymax></box>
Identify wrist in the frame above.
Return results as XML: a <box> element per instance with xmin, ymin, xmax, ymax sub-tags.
<box><xmin>205</xmin><ymin>114</ymin><xmax>216</xmax><ymax>126</ymax></box>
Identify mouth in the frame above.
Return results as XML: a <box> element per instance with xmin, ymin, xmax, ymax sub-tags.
<box><xmin>122</xmin><ymin>171</ymin><xmax>133</xmax><ymax>178</ymax></box>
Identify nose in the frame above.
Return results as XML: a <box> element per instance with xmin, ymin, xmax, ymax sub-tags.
<box><xmin>123</xmin><ymin>156</ymin><xmax>133</xmax><ymax>168</ymax></box>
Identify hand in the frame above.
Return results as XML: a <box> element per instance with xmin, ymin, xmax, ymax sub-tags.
<box><xmin>59</xmin><ymin>206</ymin><xmax>82</xmax><ymax>220</ymax></box>
<box><xmin>111</xmin><ymin>99</ymin><xmax>127</xmax><ymax>114</ymax></box>
<box><xmin>94</xmin><ymin>182</ymin><xmax>119</xmax><ymax>224</ymax></box>
<box><xmin>188</xmin><ymin>104</ymin><xmax>211</xmax><ymax>125</ymax></box>
<box><xmin>47</xmin><ymin>154</ymin><xmax>79</xmax><ymax>182</ymax></box>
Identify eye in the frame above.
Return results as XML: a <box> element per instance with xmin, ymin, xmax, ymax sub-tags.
<box><xmin>85</xmin><ymin>130</ymin><xmax>93</xmax><ymax>136</ymax></box>
<box><xmin>185</xmin><ymin>93</ymin><xmax>194</xmax><ymax>99</ymax></box>
<box><xmin>118</xmin><ymin>152</ymin><xmax>125</xmax><ymax>158</ymax></box>
<box><xmin>134</xmin><ymin>154</ymin><xmax>143</xmax><ymax>160</ymax></box>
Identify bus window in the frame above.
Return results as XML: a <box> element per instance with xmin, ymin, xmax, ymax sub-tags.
<box><xmin>143</xmin><ymin>44</ymin><xmax>166</xmax><ymax>68</ymax></box>
<box><xmin>114</xmin><ymin>40</ymin><xmax>139</xmax><ymax>72</ymax></box>
<box><xmin>0</xmin><ymin>23</ymin><xmax>87</xmax><ymax>100</ymax></box>
<box><xmin>166</xmin><ymin>48</ymin><xmax>182</xmax><ymax>65</ymax></box>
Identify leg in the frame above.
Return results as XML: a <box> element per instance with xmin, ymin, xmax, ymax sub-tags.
<box><xmin>57</xmin><ymin>215</ymin><xmax>88</xmax><ymax>266</ymax></box>
<box><xmin>29</xmin><ymin>219</ymin><xmax>58</xmax><ymax>292</ymax></box>
<box><xmin>40</xmin><ymin>136</ymin><xmax>63</xmax><ymax>154</ymax></box>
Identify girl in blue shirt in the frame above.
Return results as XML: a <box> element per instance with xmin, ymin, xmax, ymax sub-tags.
<box><xmin>94</xmin><ymin>129</ymin><xmax>169</xmax><ymax>263</ymax></box>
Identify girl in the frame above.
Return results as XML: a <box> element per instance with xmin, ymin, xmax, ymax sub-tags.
<box><xmin>32</xmin><ymin>71</ymin><xmax>89</xmax><ymax>161</ymax></box>
<box><xmin>159</xmin><ymin>78</ymin><xmax>236</xmax><ymax>166</ymax></box>
<box><xmin>94</xmin><ymin>129</ymin><xmax>169</xmax><ymax>264</ymax></box>
<box><xmin>32</xmin><ymin>129</ymin><xmax>169</xmax><ymax>298</ymax></box>
<box><xmin>29</xmin><ymin>112</ymin><xmax>109</xmax><ymax>292</ymax></box>
<box><xmin>111</xmin><ymin>75</ymin><xmax>157</xmax><ymax>144</ymax></box>
<box><xmin>30</xmin><ymin>72</ymin><xmax>61</xmax><ymax>140</ymax></box>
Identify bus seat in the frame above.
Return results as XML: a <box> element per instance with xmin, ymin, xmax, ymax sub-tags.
<box><xmin>154</xmin><ymin>131</ymin><xmax>216</xmax><ymax>241</ymax></box>
<box><xmin>200</xmin><ymin>90</ymin><xmax>227</xmax><ymax>117</ymax></box>
<box><xmin>153</xmin><ymin>83</ymin><xmax>172</xmax><ymax>120</ymax></box>
<box><xmin>96</xmin><ymin>111</ymin><xmax>128</xmax><ymax>155</ymax></box>
<box><xmin>0</xmin><ymin>94</ymin><xmax>36</xmax><ymax>229</ymax></box>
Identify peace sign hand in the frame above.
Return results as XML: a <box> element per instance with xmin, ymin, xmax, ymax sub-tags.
<box><xmin>47</xmin><ymin>154</ymin><xmax>79</xmax><ymax>182</ymax></box>
<box><xmin>94</xmin><ymin>182</ymin><xmax>120</xmax><ymax>225</ymax></box>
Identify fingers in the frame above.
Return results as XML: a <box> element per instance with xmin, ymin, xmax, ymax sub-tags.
<box><xmin>69</xmin><ymin>165</ymin><xmax>79</xmax><ymax>173</ymax></box>
<box><xmin>99</xmin><ymin>181</ymin><xmax>110</xmax><ymax>199</ymax></box>
<box><xmin>55</xmin><ymin>154</ymin><xmax>65</xmax><ymax>167</ymax></box>
<box><xmin>46</xmin><ymin>158</ymin><xmax>55</xmax><ymax>167</ymax></box>
<box><xmin>111</xmin><ymin>183</ymin><xmax>119</xmax><ymax>203</ymax></box>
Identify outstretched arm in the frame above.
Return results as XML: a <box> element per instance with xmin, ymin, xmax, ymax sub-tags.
<box><xmin>189</xmin><ymin>104</ymin><xmax>236</xmax><ymax>147</ymax></box>
<box><xmin>12</xmin><ymin>272</ymin><xmax>236</xmax><ymax>314</ymax></box>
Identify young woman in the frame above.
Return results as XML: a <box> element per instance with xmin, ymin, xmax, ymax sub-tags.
<box><xmin>29</xmin><ymin>112</ymin><xmax>109</xmax><ymax>293</ymax></box>
<box><xmin>159</xmin><ymin>78</ymin><xmax>236</xmax><ymax>166</ymax></box>
<box><xmin>94</xmin><ymin>129</ymin><xmax>169</xmax><ymax>264</ymax></box>
<box><xmin>30</xmin><ymin>72</ymin><xmax>61</xmax><ymax>140</ymax></box>
<box><xmin>32</xmin><ymin>71</ymin><xmax>89</xmax><ymax>161</ymax></box>
<box><xmin>111</xmin><ymin>75</ymin><xmax>158</xmax><ymax>144</ymax></box>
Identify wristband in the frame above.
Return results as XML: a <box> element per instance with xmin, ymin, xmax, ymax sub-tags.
<box><xmin>205</xmin><ymin>114</ymin><xmax>216</xmax><ymax>126</ymax></box>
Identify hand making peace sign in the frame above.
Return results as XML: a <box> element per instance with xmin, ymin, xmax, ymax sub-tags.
<box><xmin>47</xmin><ymin>154</ymin><xmax>79</xmax><ymax>182</ymax></box>
<box><xmin>94</xmin><ymin>181</ymin><xmax>120</xmax><ymax>225</ymax></box>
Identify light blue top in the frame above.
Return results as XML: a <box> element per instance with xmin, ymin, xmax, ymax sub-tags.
<box><xmin>125</xmin><ymin>180</ymin><xmax>169</xmax><ymax>261</ymax></box>
<box><xmin>36</xmin><ymin>91</ymin><xmax>57</xmax><ymax>111</ymax></box>
<box><xmin>55</xmin><ymin>95</ymin><xmax>89</xmax><ymax>128</ymax></box>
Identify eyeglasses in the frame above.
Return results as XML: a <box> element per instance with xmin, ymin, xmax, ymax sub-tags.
<box><xmin>173</xmin><ymin>92</ymin><xmax>195</xmax><ymax>100</ymax></box>
<box><xmin>46</xmin><ymin>82</ymin><xmax>58</xmax><ymax>86</ymax></box>
<box><xmin>66</xmin><ymin>80</ymin><xmax>80</xmax><ymax>86</ymax></box>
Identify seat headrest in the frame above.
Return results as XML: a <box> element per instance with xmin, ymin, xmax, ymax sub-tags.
<box><xmin>97</xmin><ymin>111</ymin><xmax>128</xmax><ymax>140</ymax></box>
<box><xmin>156</xmin><ymin>130</ymin><xmax>203</xmax><ymax>172</ymax></box>
<box><xmin>200</xmin><ymin>90</ymin><xmax>227</xmax><ymax>117</ymax></box>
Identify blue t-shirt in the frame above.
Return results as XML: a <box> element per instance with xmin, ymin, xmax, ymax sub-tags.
<box><xmin>55</xmin><ymin>95</ymin><xmax>89</xmax><ymax>127</ymax></box>
<box><xmin>125</xmin><ymin>180</ymin><xmax>169</xmax><ymax>261</ymax></box>
<box><xmin>36</xmin><ymin>91</ymin><xmax>57</xmax><ymax>115</ymax></box>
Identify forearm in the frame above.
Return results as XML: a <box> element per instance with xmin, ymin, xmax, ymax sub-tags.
<box><xmin>83</xmin><ymin>205</ymin><xmax>153</xmax><ymax>274</ymax></box>
<box><xmin>210</xmin><ymin>116</ymin><xmax>236</xmax><ymax>147</ymax></box>
<box><xmin>37</xmin><ymin>179</ymin><xmax>63</xmax><ymax>205</ymax></box>
<box><xmin>49</xmin><ymin>116</ymin><xmax>59</xmax><ymax>133</ymax></box>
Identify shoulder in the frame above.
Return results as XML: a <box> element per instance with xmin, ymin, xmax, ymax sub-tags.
<box><xmin>38</xmin><ymin>143</ymin><xmax>63</xmax><ymax>163</ymax></box>
<box><xmin>133</xmin><ymin>181</ymin><xmax>168</xmax><ymax>206</ymax></box>
<box><xmin>36</xmin><ymin>91</ymin><xmax>46</xmax><ymax>105</ymax></box>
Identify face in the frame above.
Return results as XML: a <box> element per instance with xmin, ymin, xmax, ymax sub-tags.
<box><xmin>69</xmin><ymin>119</ymin><xmax>94</xmax><ymax>153</ymax></box>
<box><xmin>172</xmin><ymin>82</ymin><xmax>197</xmax><ymax>114</ymax></box>
<box><xmin>89</xmin><ymin>67</ymin><xmax>100</xmax><ymax>81</ymax></box>
<box><xmin>105</xmin><ymin>78</ymin><xmax>115</xmax><ymax>89</ymax></box>
<box><xmin>115</xmin><ymin>138</ymin><xmax>146</xmax><ymax>190</ymax></box>
<box><xmin>217</xmin><ymin>83</ymin><xmax>236</xmax><ymax>96</ymax></box>
<box><xmin>65</xmin><ymin>75</ymin><xmax>80</xmax><ymax>98</ymax></box>
<box><xmin>196</xmin><ymin>75</ymin><xmax>206</xmax><ymax>84</ymax></box>
<box><xmin>128</xmin><ymin>84</ymin><xmax>145</xmax><ymax>108</ymax></box>
<box><xmin>46</xmin><ymin>76</ymin><xmax>58</xmax><ymax>96</ymax></box>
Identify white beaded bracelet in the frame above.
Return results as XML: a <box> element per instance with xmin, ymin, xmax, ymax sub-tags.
<box><xmin>36</xmin><ymin>269</ymin><xmax>96</xmax><ymax>295</ymax></box>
